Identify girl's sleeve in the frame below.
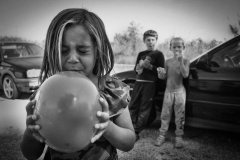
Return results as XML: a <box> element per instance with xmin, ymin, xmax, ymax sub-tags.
<box><xmin>100</xmin><ymin>78</ymin><xmax>131</xmax><ymax>118</ymax></box>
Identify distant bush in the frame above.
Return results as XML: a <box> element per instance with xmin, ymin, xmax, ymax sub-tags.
<box><xmin>0</xmin><ymin>36</ymin><xmax>44</xmax><ymax>48</ymax></box>
<box><xmin>157</xmin><ymin>38</ymin><xmax>222</xmax><ymax>60</ymax></box>
<box><xmin>111</xmin><ymin>23</ymin><xmax>222</xmax><ymax>64</ymax></box>
<box><xmin>0</xmin><ymin>36</ymin><xmax>27</xmax><ymax>42</ymax></box>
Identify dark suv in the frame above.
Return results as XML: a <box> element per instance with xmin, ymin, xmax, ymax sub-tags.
<box><xmin>0</xmin><ymin>42</ymin><xmax>43</xmax><ymax>99</ymax></box>
<box><xmin>113</xmin><ymin>35</ymin><xmax>240</xmax><ymax>133</ymax></box>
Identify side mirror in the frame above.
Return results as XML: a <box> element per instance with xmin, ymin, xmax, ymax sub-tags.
<box><xmin>196</xmin><ymin>61</ymin><xmax>208</xmax><ymax>70</ymax></box>
<box><xmin>196</xmin><ymin>61</ymin><xmax>217</xmax><ymax>73</ymax></box>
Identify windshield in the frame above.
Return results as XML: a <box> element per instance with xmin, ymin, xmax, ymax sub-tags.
<box><xmin>2</xmin><ymin>43</ymin><xmax>44</xmax><ymax>58</ymax></box>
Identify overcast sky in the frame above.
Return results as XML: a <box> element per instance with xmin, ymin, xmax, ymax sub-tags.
<box><xmin>0</xmin><ymin>0</ymin><xmax>239</xmax><ymax>43</ymax></box>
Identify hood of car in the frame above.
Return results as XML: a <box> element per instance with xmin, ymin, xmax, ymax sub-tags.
<box><xmin>3</xmin><ymin>57</ymin><xmax>43</xmax><ymax>70</ymax></box>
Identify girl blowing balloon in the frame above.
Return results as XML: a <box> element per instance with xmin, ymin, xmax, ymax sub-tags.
<box><xmin>20</xmin><ymin>8</ymin><xmax>135</xmax><ymax>160</ymax></box>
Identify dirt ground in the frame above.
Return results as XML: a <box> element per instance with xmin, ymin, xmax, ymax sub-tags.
<box><xmin>1</xmin><ymin>90</ymin><xmax>240</xmax><ymax>160</ymax></box>
<box><xmin>1</xmin><ymin>119</ymin><xmax>240</xmax><ymax>160</ymax></box>
<box><xmin>0</xmin><ymin>91</ymin><xmax>240</xmax><ymax>160</ymax></box>
<box><xmin>117</xmin><ymin>120</ymin><xmax>240</xmax><ymax>160</ymax></box>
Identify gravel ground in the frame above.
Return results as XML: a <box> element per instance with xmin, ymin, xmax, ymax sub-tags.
<box><xmin>117</xmin><ymin>120</ymin><xmax>240</xmax><ymax>160</ymax></box>
<box><xmin>1</xmin><ymin>120</ymin><xmax>240</xmax><ymax>160</ymax></box>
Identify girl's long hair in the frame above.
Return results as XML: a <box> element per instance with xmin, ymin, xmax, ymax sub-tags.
<box><xmin>39</xmin><ymin>8</ymin><xmax>114</xmax><ymax>87</ymax></box>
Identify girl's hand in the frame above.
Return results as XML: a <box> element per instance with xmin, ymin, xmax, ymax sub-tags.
<box><xmin>25</xmin><ymin>99</ymin><xmax>44</xmax><ymax>143</ymax></box>
<box><xmin>91</xmin><ymin>97</ymin><xmax>110</xmax><ymax>143</ymax></box>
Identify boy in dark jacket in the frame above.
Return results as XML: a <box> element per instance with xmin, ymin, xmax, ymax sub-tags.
<box><xmin>129</xmin><ymin>30</ymin><xmax>165</xmax><ymax>141</ymax></box>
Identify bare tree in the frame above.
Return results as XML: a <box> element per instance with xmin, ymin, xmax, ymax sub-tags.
<box><xmin>228</xmin><ymin>14</ymin><xmax>240</xmax><ymax>37</ymax></box>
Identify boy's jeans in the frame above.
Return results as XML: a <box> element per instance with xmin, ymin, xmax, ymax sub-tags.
<box><xmin>159</xmin><ymin>87</ymin><xmax>186</xmax><ymax>137</ymax></box>
<box><xmin>129</xmin><ymin>81</ymin><xmax>156</xmax><ymax>134</ymax></box>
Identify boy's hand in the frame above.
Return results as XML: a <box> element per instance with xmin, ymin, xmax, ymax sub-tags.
<box><xmin>157</xmin><ymin>67</ymin><xmax>166</xmax><ymax>79</ymax></box>
<box><xmin>142</xmin><ymin>59</ymin><xmax>152</xmax><ymax>70</ymax></box>
<box><xmin>25</xmin><ymin>100</ymin><xmax>44</xmax><ymax>143</ymax></box>
<box><xmin>176</xmin><ymin>52</ymin><xmax>183</xmax><ymax>62</ymax></box>
<box><xmin>91</xmin><ymin>97</ymin><xmax>110</xmax><ymax>143</ymax></box>
<box><xmin>136</xmin><ymin>64</ymin><xmax>143</xmax><ymax>75</ymax></box>
<box><xmin>139</xmin><ymin>59</ymin><xmax>144</xmax><ymax>67</ymax></box>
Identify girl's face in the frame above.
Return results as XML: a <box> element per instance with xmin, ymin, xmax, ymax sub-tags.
<box><xmin>61</xmin><ymin>25</ymin><xmax>97</xmax><ymax>79</ymax></box>
<box><xmin>144</xmin><ymin>36</ymin><xmax>157</xmax><ymax>51</ymax></box>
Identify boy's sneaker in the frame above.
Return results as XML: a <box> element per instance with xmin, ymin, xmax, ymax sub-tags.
<box><xmin>175</xmin><ymin>137</ymin><xmax>184</xmax><ymax>149</ymax></box>
<box><xmin>135</xmin><ymin>134</ymin><xmax>140</xmax><ymax>142</ymax></box>
<box><xmin>154</xmin><ymin>135</ymin><xmax>165</xmax><ymax>147</ymax></box>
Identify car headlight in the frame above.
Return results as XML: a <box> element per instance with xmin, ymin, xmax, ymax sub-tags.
<box><xmin>27</xmin><ymin>69</ymin><xmax>40</xmax><ymax>78</ymax></box>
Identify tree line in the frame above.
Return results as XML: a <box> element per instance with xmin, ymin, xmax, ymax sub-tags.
<box><xmin>112</xmin><ymin>16</ymin><xmax>239</xmax><ymax>64</ymax></box>
<box><xmin>112</xmin><ymin>21</ymin><xmax>227</xmax><ymax>64</ymax></box>
<box><xmin>1</xmin><ymin>17</ymin><xmax>239</xmax><ymax>64</ymax></box>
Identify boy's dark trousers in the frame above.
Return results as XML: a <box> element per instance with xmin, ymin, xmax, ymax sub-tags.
<box><xmin>129</xmin><ymin>81</ymin><xmax>156</xmax><ymax>134</ymax></box>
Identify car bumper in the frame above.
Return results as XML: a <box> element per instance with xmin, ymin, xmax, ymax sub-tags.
<box><xmin>15</xmin><ymin>78</ymin><xmax>39</xmax><ymax>93</ymax></box>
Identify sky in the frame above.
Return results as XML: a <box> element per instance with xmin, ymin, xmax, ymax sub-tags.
<box><xmin>0</xmin><ymin>0</ymin><xmax>240</xmax><ymax>44</ymax></box>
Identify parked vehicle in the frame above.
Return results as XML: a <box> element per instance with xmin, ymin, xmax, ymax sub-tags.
<box><xmin>0</xmin><ymin>42</ymin><xmax>43</xmax><ymax>99</ymax></box>
<box><xmin>112</xmin><ymin>35</ymin><xmax>240</xmax><ymax>133</ymax></box>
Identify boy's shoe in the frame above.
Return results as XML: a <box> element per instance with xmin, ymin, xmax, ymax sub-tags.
<box><xmin>175</xmin><ymin>137</ymin><xmax>184</xmax><ymax>149</ymax></box>
<box><xmin>135</xmin><ymin>131</ymin><xmax>140</xmax><ymax>142</ymax></box>
<box><xmin>154</xmin><ymin>135</ymin><xmax>165</xmax><ymax>147</ymax></box>
<box><xmin>135</xmin><ymin>134</ymin><xmax>140</xmax><ymax>142</ymax></box>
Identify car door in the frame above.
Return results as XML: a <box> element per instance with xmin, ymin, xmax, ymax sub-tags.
<box><xmin>188</xmin><ymin>38</ymin><xmax>240</xmax><ymax>126</ymax></box>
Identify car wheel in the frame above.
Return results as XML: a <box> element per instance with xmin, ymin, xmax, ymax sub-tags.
<box><xmin>2</xmin><ymin>75</ymin><xmax>20</xmax><ymax>99</ymax></box>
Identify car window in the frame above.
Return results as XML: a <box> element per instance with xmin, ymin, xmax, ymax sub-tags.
<box><xmin>2</xmin><ymin>45</ymin><xmax>20</xmax><ymax>58</ymax></box>
<box><xmin>16</xmin><ymin>45</ymin><xmax>28</xmax><ymax>57</ymax></box>
<box><xmin>211</xmin><ymin>40</ymin><xmax>240</xmax><ymax>68</ymax></box>
<box><xmin>197</xmin><ymin>53</ymin><xmax>208</xmax><ymax>64</ymax></box>
<box><xmin>25</xmin><ymin>44</ymin><xmax>43</xmax><ymax>57</ymax></box>
<box><xmin>1</xmin><ymin>43</ymin><xmax>43</xmax><ymax>58</ymax></box>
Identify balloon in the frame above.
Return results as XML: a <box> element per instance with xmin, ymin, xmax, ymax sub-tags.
<box><xmin>34</xmin><ymin>71</ymin><xmax>102</xmax><ymax>153</ymax></box>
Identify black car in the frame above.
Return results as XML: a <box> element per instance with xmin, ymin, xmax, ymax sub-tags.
<box><xmin>0</xmin><ymin>42</ymin><xmax>43</xmax><ymax>99</ymax></box>
<box><xmin>112</xmin><ymin>35</ymin><xmax>240</xmax><ymax>133</ymax></box>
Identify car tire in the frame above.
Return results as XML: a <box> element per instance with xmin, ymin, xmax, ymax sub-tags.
<box><xmin>2</xmin><ymin>75</ymin><xmax>21</xmax><ymax>99</ymax></box>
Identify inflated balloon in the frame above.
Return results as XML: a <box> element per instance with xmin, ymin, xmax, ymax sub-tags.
<box><xmin>34</xmin><ymin>71</ymin><xmax>102</xmax><ymax>153</ymax></box>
